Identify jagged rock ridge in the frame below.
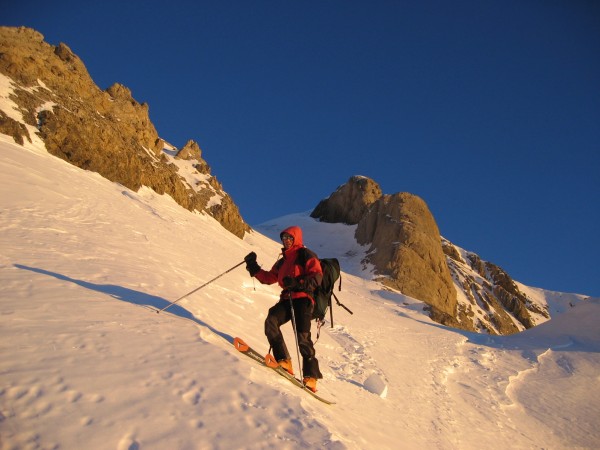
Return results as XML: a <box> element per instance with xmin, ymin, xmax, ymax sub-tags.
<box><xmin>442</xmin><ymin>239</ymin><xmax>549</xmax><ymax>334</ymax></box>
<box><xmin>0</xmin><ymin>26</ymin><xmax>249</xmax><ymax>238</ymax></box>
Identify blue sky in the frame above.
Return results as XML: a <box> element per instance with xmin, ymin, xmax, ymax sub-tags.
<box><xmin>4</xmin><ymin>1</ymin><xmax>599</xmax><ymax>297</ymax></box>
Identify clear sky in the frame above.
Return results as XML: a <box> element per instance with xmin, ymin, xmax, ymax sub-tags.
<box><xmin>4</xmin><ymin>1</ymin><xmax>599</xmax><ymax>297</ymax></box>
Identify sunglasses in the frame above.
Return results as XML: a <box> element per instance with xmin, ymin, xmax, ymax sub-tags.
<box><xmin>281</xmin><ymin>234</ymin><xmax>294</xmax><ymax>241</ymax></box>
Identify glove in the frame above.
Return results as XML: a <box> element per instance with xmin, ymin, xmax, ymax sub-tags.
<box><xmin>244</xmin><ymin>252</ymin><xmax>260</xmax><ymax>277</ymax></box>
<box><xmin>282</xmin><ymin>276</ymin><xmax>301</xmax><ymax>291</ymax></box>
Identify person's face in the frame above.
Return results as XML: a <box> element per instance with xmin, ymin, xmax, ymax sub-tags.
<box><xmin>282</xmin><ymin>233</ymin><xmax>294</xmax><ymax>250</ymax></box>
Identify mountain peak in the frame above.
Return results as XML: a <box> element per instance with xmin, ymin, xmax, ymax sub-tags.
<box><xmin>309</xmin><ymin>175</ymin><xmax>561</xmax><ymax>335</ymax></box>
<box><xmin>311</xmin><ymin>175</ymin><xmax>382</xmax><ymax>225</ymax></box>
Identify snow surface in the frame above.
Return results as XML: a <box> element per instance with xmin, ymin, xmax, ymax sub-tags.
<box><xmin>1</xmin><ymin>135</ymin><xmax>599</xmax><ymax>449</ymax></box>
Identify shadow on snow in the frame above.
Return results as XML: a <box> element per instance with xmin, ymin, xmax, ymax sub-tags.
<box><xmin>14</xmin><ymin>263</ymin><xmax>233</xmax><ymax>344</ymax></box>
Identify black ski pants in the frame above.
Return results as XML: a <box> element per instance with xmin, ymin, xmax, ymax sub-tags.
<box><xmin>265</xmin><ymin>296</ymin><xmax>322</xmax><ymax>379</ymax></box>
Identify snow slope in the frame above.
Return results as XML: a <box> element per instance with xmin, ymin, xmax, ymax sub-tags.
<box><xmin>1</xmin><ymin>136</ymin><xmax>599</xmax><ymax>449</ymax></box>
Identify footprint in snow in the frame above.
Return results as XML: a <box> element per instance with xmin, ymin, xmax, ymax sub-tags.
<box><xmin>327</xmin><ymin>326</ymin><xmax>388</xmax><ymax>396</ymax></box>
<box><xmin>117</xmin><ymin>434</ymin><xmax>140</xmax><ymax>450</ymax></box>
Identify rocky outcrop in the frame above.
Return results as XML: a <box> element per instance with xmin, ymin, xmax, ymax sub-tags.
<box><xmin>443</xmin><ymin>240</ymin><xmax>549</xmax><ymax>334</ymax></box>
<box><xmin>0</xmin><ymin>26</ymin><xmax>249</xmax><ymax>238</ymax></box>
<box><xmin>355</xmin><ymin>192</ymin><xmax>457</xmax><ymax>319</ymax></box>
<box><xmin>311</xmin><ymin>176</ymin><xmax>382</xmax><ymax>225</ymax></box>
<box><xmin>312</xmin><ymin>176</ymin><xmax>458</xmax><ymax>323</ymax></box>
<box><xmin>311</xmin><ymin>176</ymin><xmax>550</xmax><ymax>334</ymax></box>
<box><xmin>176</xmin><ymin>140</ymin><xmax>202</xmax><ymax>161</ymax></box>
<box><xmin>0</xmin><ymin>110</ymin><xmax>30</xmax><ymax>145</ymax></box>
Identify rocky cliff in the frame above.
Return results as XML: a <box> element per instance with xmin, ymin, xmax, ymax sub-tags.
<box><xmin>0</xmin><ymin>26</ymin><xmax>249</xmax><ymax>238</ymax></box>
<box><xmin>312</xmin><ymin>176</ymin><xmax>549</xmax><ymax>334</ymax></box>
<box><xmin>313</xmin><ymin>176</ymin><xmax>458</xmax><ymax>324</ymax></box>
<box><xmin>442</xmin><ymin>239</ymin><xmax>549</xmax><ymax>334</ymax></box>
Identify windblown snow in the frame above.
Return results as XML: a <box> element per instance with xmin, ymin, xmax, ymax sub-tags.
<box><xmin>1</xmin><ymin>135</ymin><xmax>598</xmax><ymax>449</ymax></box>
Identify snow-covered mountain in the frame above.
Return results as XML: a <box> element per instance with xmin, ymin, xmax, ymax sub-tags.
<box><xmin>1</xmin><ymin>26</ymin><xmax>587</xmax><ymax>336</ymax></box>
<box><xmin>1</xmin><ymin>135</ymin><xmax>598</xmax><ymax>449</ymax></box>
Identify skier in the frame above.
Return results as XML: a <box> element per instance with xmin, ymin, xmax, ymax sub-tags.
<box><xmin>244</xmin><ymin>225</ymin><xmax>323</xmax><ymax>392</ymax></box>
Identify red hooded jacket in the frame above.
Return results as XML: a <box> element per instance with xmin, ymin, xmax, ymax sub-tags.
<box><xmin>255</xmin><ymin>225</ymin><xmax>323</xmax><ymax>302</ymax></box>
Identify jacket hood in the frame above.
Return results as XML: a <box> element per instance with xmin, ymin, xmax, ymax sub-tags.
<box><xmin>280</xmin><ymin>225</ymin><xmax>303</xmax><ymax>247</ymax></box>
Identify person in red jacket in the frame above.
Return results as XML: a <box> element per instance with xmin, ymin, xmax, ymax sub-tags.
<box><xmin>244</xmin><ymin>225</ymin><xmax>323</xmax><ymax>391</ymax></box>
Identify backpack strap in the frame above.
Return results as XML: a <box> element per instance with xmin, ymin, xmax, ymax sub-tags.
<box><xmin>315</xmin><ymin>317</ymin><xmax>325</xmax><ymax>343</ymax></box>
<box><xmin>332</xmin><ymin>291</ymin><xmax>353</xmax><ymax>315</ymax></box>
<box><xmin>296</xmin><ymin>247</ymin><xmax>318</xmax><ymax>268</ymax></box>
<box><xmin>295</xmin><ymin>247</ymin><xmax>320</xmax><ymax>283</ymax></box>
<box><xmin>296</xmin><ymin>247</ymin><xmax>307</xmax><ymax>267</ymax></box>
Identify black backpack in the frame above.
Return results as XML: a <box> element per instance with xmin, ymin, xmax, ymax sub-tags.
<box><xmin>297</xmin><ymin>248</ymin><xmax>352</xmax><ymax>329</ymax></box>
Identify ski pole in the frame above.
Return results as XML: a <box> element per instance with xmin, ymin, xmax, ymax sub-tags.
<box><xmin>156</xmin><ymin>260</ymin><xmax>245</xmax><ymax>314</ymax></box>
<box><xmin>288</xmin><ymin>292</ymin><xmax>303</xmax><ymax>380</ymax></box>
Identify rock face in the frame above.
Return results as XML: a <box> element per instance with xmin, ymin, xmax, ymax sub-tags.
<box><xmin>311</xmin><ymin>175</ymin><xmax>382</xmax><ymax>225</ymax></box>
<box><xmin>312</xmin><ymin>176</ymin><xmax>458</xmax><ymax>323</ymax></box>
<box><xmin>355</xmin><ymin>192</ymin><xmax>457</xmax><ymax>320</ymax></box>
<box><xmin>312</xmin><ymin>176</ymin><xmax>548</xmax><ymax>334</ymax></box>
<box><xmin>0</xmin><ymin>26</ymin><xmax>249</xmax><ymax>238</ymax></box>
<box><xmin>442</xmin><ymin>239</ymin><xmax>549</xmax><ymax>334</ymax></box>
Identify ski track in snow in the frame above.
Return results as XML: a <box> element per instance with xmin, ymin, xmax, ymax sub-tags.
<box><xmin>326</xmin><ymin>325</ymin><xmax>386</xmax><ymax>393</ymax></box>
